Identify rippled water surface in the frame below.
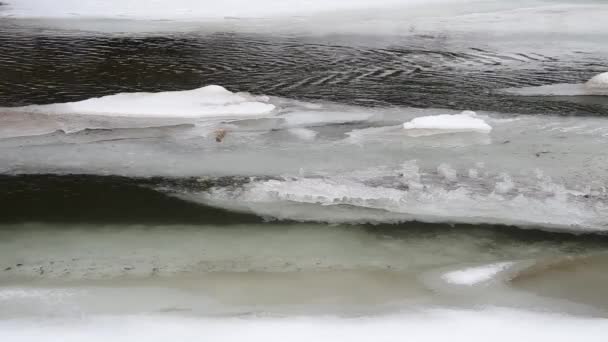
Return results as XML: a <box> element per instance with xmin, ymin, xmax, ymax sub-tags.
<box><xmin>1</xmin><ymin>1</ymin><xmax>608</xmax><ymax>340</ymax></box>
<box><xmin>1</xmin><ymin>22</ymin><xmax>607</xmax><ymax>114</ymax></box>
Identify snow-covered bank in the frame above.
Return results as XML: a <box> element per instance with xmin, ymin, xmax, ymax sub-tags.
<box><xmin>1</xmin><ymin>308</ymin><xmax>607</xmax><ymax>342</ymax></box>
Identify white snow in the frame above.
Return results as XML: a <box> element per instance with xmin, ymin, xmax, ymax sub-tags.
<box><xmin>402</xmin><ymin>111</ymin><xmax>492</xmax><ymax>136</ymax></box>
<box><xmin>442</xmin><ymin>262</ymin><xmax>515</xmax><ymax>286</ymax></box>
<box><xmin>8</xmin><ymin>85</ymin><xmax>276</xmax><ymax>119</ymax></box>
<box><xmin>585</xmin><ymin>72</ymin><xmax>608</xmax><ymax>92</ymax></box>
<box><xmin>1</xmin><ymin>308</ymin><xmax>607</xmax><ymax>342</ymax></box>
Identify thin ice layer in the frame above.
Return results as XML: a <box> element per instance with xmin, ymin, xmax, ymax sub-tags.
<box><xmin>281</xmin><ymin>111</ymin><xmax>374</xmax><ymax>127</ymax></box>
<box><xmin>5</xmin><ymin>85</ymin><xmax>276</xmax><ymax>118</ymax></box>
<box><xmin>501</xmin><ymin>72</ymin><xmax>608</xmax><ymax>97</ymax></box>
<box><xmin>0</xmin><ymin>0</ymin><xmax>472</xmax><ymax>19</ymax></box>
<box><xmin>188</xmin><ymin>161</ymin><xmax>608</xmax><ymax>232</ymax></box>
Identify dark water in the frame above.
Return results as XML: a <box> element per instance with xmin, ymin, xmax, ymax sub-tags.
<box><xmin>1</xmin><ymin>174</ymin><xmax>607</xmax><ymax>249</ymax></box>
<box><xmin>1</xmin><ymin>23</ymin><xmax>607</xmax><ymax>115</ymax></box>
<box><xmin>0</xmin><ymin>174</ymin><xmax>259</xmax><ymax>224</ymax></box>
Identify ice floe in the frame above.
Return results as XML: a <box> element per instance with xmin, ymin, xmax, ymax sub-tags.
<box><xmin>402</xmin><ymin>111</ymin><xmax>492</xmax><ymax>136</ymax></box>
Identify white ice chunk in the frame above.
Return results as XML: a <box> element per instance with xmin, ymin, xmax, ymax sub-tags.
<box><xmin>585</xmin><ymin>72</ymin><xmax>608</xmax><ymax>92</ymax></box>
<box><xmin>442</xmin><ymin>262</ymin><xmax>515</xmax><ymax>286</ymax></box>
<box><xmin>7</xmin><ymin>85</ymin><xmax>276</xmax><ymax>119</ymax></box>
<box><xmin>402</xmin><ymin>111</ymin><xmax>492</xmax><ymax>136</ymax></box>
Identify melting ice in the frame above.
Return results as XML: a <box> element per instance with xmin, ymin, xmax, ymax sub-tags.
<box><xmin>2</xmin><ymin>84</ymin><xmax>606</xmax><ymax>232</ymax></box>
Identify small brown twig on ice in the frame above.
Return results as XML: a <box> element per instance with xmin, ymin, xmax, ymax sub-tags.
<box><xmin>214</xmin><ymin>128</ymin><xmax>227</xmax><ymax>143</ymax></box>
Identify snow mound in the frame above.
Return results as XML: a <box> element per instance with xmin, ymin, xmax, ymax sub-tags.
<box><xmin>585</xmin><ymin>72</ymin><xmax>608</xmax><ymax>92</ymax></box>
<box><xmin>8</xmin><ymin>85</ymin><xmax>276</xmax><ymax>119</ymax></box>
<box><xmin>402</xmin><ymin>111</ymin><xmax>492</xmax><ymax>136</ymax></box>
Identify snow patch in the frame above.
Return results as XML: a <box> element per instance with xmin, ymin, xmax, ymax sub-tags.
<box><xmin>5</xmin><ymin>85</ymin><xmax>276</xmax><ymax>119</ymax></box>
<box><xmin>1</xmin><ymin>308</ymin><xmax>607</xmax><ymax>342</ymax></box>
<box><xmin>402</xmin><ymin>111</ymin><xmax>492</xmax><ymax>136</ymax></box>
<box><xmin>585</xmin><ymin>72</ymin><xmax>608</xmax><ymax>92</ymax></box>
